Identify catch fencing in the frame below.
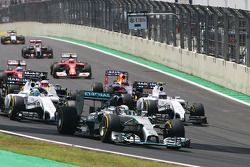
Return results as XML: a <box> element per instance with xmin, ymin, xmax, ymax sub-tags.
<box><xmin>1</xmin><ymin>0</ymin><xmax>250</xmax><ymax>66</ymax></box>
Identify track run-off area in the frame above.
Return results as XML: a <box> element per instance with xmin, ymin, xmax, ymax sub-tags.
<box><xmin>0</xmin><ymin>36</ymin><xmax>249</xmax><ymax>167</ymax></box>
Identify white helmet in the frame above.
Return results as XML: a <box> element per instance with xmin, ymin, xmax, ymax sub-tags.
<box><xmin>41</xmin><ymin>80</ymin><xmax>49</xmax><ymax>87</ymax></box>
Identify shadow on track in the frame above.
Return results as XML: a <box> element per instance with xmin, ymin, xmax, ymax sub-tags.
<box><xmin>0</xmin><ymin>124</ymin><xmax>57</xmax><ymax>135</ymax></box>
<box><xmin>192</xmin><ymin>143</ymin><xmax>250</xmax><ymax>155</ymax></box>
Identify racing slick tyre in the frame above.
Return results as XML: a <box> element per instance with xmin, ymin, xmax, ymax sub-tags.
<box><xmin>163</xmin><ymin>119</ymin><xmax>185</xmax><ymax>138</ymax></box>
<box><xmin>19</xmin><ymin>36</ymin><xmax>25</xmax><ymax>44</ymax></box>
<box><xmin>0</xmin><ymin>72</ymin><xmax>7</xmax><ymax>83</ymax></box>
<box><xmin>190</xmin><ymin>103</ymin><xmax>205</xmax><ymax>116</ymax></box>
<box><xmin>91</xmin><ymin>82</ymin><xmax>103</xmax><ymax>92</ymax></box>
<box><xmin>84</xmin><ymin>64</ymin><xmax>92</xmax><ymax>79</ymax></box>
<box><xmin>47</xmin><ymin>47</ymin><xmax>53</xmax><ymax>58</ymax></box>
<box><xmin>21</xmin><ymin>48</ymin><xmax>29</xmax><ymax>58</ymax></box>
<box><xmin>8</xmin><ymin>85</ymin><xmax>20</xmax><ymax>94</ymax></box>
<box><xmin>68</xmin><ymin>90</ymin><xmax>79</xmax><ymax>100</ymax></box>
<box><xmin>57</xmin><ymin>100</ymin><xmax>78</xmax><ymax>134</ymax></box>
<box><xmin>50</xmin><ymin>62</ymin><xmax>57</xmax><ymax>75</ymax></box>
<box><xmin>121</xmin><ymin>94</ymin><xmax>134</xmax><ymax>110</ymax></box>
<box><xmin>52</xmin><ymin>64</ymin><xmax>60</xmax><ymax>78</ymax></box>
<box><xmin>100</xmin><ymin>114</ymin><xmax>121</xmax><ymax>143</ymax></box>
<box><xmin>1</xmin><ymin>37</ymin><xmax>6</xmax><ymax>44</ymax></box>
<box><xmin>143</xmin><ymin>99</ymin><xmax>158</xmax><ymax>116</ymax></box>
<box><xmin>9</xmin><ymin>96</ymin><xmax>25</xmax><ymax>120</ymax></box>
<box><xmin>106</xmin><ymin>87</ymin><xmax>113</xmax><ymax>94</ymax></box>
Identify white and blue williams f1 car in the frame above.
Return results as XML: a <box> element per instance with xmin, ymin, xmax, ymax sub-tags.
<box><xmin>134</xmin><ymin>81</ymin><xmax>207</xmax><ymax>125</ymax></box>
<box><xmin>1</xmin><ymin>72</ymin><xmax>64</xmax><ymax>121</ymax></box>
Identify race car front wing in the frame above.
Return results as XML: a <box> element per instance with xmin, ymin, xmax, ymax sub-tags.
<box><xmin>111</xmin><ymin>132</ymin><xmax>191</xmax><ymax>149</ymax></box>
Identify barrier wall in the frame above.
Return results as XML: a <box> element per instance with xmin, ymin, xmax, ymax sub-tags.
<box><xmin>0</xmin><ymin>22</ymin><xmax>249</xmax><ymax>95</ymax></box>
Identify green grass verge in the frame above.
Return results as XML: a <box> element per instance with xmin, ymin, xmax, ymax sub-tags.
<box><xmin>0</xmin><ymin>133</ymin><xmax>183</xmax><ymax>167</ymax></box>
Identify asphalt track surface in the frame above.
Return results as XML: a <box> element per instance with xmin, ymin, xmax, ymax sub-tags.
<box><xmin>0</xmin><ymin>37</ymin><xmax>250</xmax><ymax>167</ymax></box>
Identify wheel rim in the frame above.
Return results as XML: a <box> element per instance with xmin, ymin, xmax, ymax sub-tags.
<box><xmin>99</xmin><ymin>122</ymin><xmax>105</xmax><ymax>137</ymax></box>
<box><xmin>58</xmin><ymin>118</ymin><xmax>62</xmax><ymax>127</ymax></box>
<box><xmin>9</xmin><ymin>97</ymin><xmax>14</xmax><ymax>115</ymax></box>
<box><xmin>58</xmin><ymin>110</ymin><xmax>63</xmax><ymax>129</ymax></box>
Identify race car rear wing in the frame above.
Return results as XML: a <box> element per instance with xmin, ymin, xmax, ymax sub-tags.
<box><xmin>7</xmin><ymin>30</ymin><xmax>16</xmax><ymax>34</ymax></box>
<box><xmin>105</xmin><ymin>70</ymin><xmax>129</xmax><ymax>77</ymax></box>
<box><xmin>75</xmin><ymin>90</ymin><xmax>111</xmax><ymax>114</ymax></box>
<box><xmin>61</xmin><ymin>53</ymin><xmax>77</xmax><ymax>58</ymax></box>
<box><xmin>7</xmin><ymin>60</ymin><xmax>26</xmax><ymax>66</ymax></box>
<box><xmin>133</xmin><ymin>81</ymin><xmax>165</xmax><ymax>96</ymax></box>
<box><xmin>6</xmin><ymin>77</ymin><xmax>29</xmax><ymax>86</ymax></box>
<box><xmin>29</xmin><ymin>39</ymin><xmax>42</xmax><ymax>44</ymax></box>
<box><xmin>23</xmin><ymin>71</ymin><xmax>48</xmax><ymax>81</ymax></box>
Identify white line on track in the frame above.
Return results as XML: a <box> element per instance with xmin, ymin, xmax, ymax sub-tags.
<box><xmin>42</xmin><ymin>36</ymin><xmax>250</xmax><ymax>107</ymax></box>
<box><xmin>0</xmin><ymin>130</ymin><xmax>199</xmax><ymax>167</ymax></box>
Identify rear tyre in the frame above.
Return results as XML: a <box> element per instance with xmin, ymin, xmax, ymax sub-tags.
<box><xmin>22</xmin><ymin>48</ymin><xmax>29</xmax><ymax>58</ymax></box>
<box><xmin>57</xmin><ymin>100</ymin><xmax>78</xmax><ymax>134</ymax></box>
<box><xmin>99</xmin><ymin>114</ymin><xmax>121</xmax><ymax>143</ymax></box>
<box><xmin>106</xmin><ymin>87</ymin><xmax>113</xmax><ymax>94</ymax></box>
<box><xmin>8</xmin><ymin>85</ymin><xmax>20</xmax><ymax>94</ymax></box>
<box><xmin>163</xmin><ymin>119</ymin><xmax>185</xmax><ymax>138</ymax></box>
<box><xmin>91</xmin><ymin>82</ymin><xmax>103</xmax><ymax>92</ymax></box>
<box><xmin>69</xmin><ymin>90</ymin><xmax>79</xmax><ymax>100</ymax></box>
<box><xmin>121</xmin><ymin>94</ymin><xmax>134</xmax><ymax>109</ymax></box>
<box><xmin>0</xmin><ymin>72</ymin><xmax>7</xmax><ymax>84</ymax></box>
<box><xmin>47</xmin><ymin>47</ymin><xmax>53</xmax><ymax>58</ymax></box>
<box><xmin>143</xmin><ymin>99</ymin><xmax>158</xmax><ymax>116</ymax></box>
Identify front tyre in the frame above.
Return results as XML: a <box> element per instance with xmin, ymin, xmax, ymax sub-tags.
<box><xmin>9</xmin><ymin>96</ymin><xmax>25</xmax><ymax>120</ymax></box>
<box><xmin>190</xmin><ymin>103</ymin><xmax>205</xmax><ymax>116</ymax></box>
<box><xmin>99</xmin><ymin>114</ymin><xmax>121</xmax><ymax>143</ymax></box>
<box><xmin>163</xmin><ymin>119</ymin><xmax>185</xmax><ymax>138</ymax></box>
<box><xmin>84</xmin><ymin>64</ymin><xmax>92</xmax><ymax>79</ymax></box>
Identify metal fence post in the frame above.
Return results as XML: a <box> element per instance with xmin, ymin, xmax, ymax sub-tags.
<box><xmin>235</xmin><ymin>16</ymin><xmax>240</xmax><ymax>63</ymax></box>
<box><xmin>223</xmin><ymin>14</ymin><xmax>229</xmax><ymax>60</ymax></box>
<box><xmin>214</xmin><ymin>14</ymin><xmax>219</xmax><ymax>57</ymax></box>
<box><xmin>246</xmin><ymin>18</ymin><xmax>250</xmax><ymax>67</ymax></box>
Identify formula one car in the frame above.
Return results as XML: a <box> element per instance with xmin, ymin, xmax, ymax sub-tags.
<box><xmin>135</xmin><ymin>82</ymin><xmax>207</xmax><ymax>125</ymax></box>
<box><xmin>50</xmin><ymin>53</ymin><xmax>91</xmax><ymax>79</ymax></box>
<box><xmin>1</xmin><ymin>30</ymin><xmax>25</xmax><ymax>44</ymax></box>
<box><xmin>22</xmin><ymin>40</ymin><xmax>53</xmax><ymax>58</ymax></box>
<box><xmin>92</xmin><ymin>70</ymin><xmax>132</xmax><ymax>95</ymax></box>
<box><xmin>0</xmin><ymin>60</ymin><xmax>28</xmax><ymax>80</ymax></box>
<box><xmin>57</xmin><ymin>90</ymin><xmax>190</xmax><ymax>149</ymax></box>
<box><xmin>0</xmin><ymin>71</ymin><xmax>66</xmax><ymax>121</ymax></box>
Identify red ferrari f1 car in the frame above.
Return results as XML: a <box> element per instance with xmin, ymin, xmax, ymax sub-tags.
<box><xmin>0</xmin><ymin>60</ymin><xmax>28</xmax><ymax>79</ymax></box>
<box><xmin>50</xmin><ymin>53</ymin><xmax>92</xmax><ymax>79</ymax></box>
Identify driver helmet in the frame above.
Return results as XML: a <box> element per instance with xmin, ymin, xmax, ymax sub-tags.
<box><xmin>29</xmin><ymin>86</ymin><xmax>40</xmax><ymax>96</ymax></box>
<box><xmin>16</xmin><ymin>66</ymin><xmax>23</xmax><ymax>72</ymax></box>
<box><xmin>40</xmin><ymin>80</ymin><xmax>49</xmax><ymax>88</ymax></box>
<box><xmin>35</xmin><ymin>44</ymin><xmax>40</xmax><ymax>47</ymax></box>
<box><xmin>117</xmin><ymin>73</ymin><xmax>126</xmax><ymax>85</ymax></box>
<box><xmin>68</xmin><ymin>58</ymin><xmax>75</xmax><ymax>63</ymax></box>
<box><xmin>158</xmin><ymin>91</ymin><xmax>167</xmax><ymax>99</ymax></box>
<box><xmin>117</xmin><ymin>105</ymin><xmax>129</xmax><ymax>115</ymax></box>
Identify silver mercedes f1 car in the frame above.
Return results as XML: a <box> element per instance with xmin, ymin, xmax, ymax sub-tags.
<box><xmin>57</xmin><ymin>90</ymin><xmax>190</xmax><ymax>149</ymax></box>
